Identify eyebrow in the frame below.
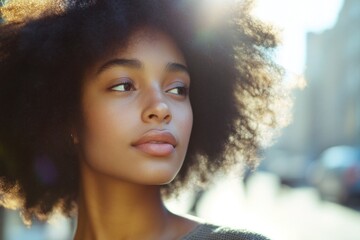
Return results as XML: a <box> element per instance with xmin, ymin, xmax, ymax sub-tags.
<box><xmin>166</xmin><ymin>62</ymin><xmax>189</xmax><ymax>75</ymax></box>
<box><xmin>96</xmin><ymin>58</ymin><xmax>143</xmax><ymax>75</ymax></box>
<box><xmin>96</xmin><ymin>58</ymin><xmax>189</xmax><ymax>76</ymax></box>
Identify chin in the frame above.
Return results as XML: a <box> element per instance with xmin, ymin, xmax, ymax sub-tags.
<box><xmin>141</xmin><ymin>169</ymin><xmax>179</xmax><ymax>185</ymax></box>
<box><xmin>149</xmin><ymin>175</ymin><xmax>177</xmax><ymax>186</ymax></box>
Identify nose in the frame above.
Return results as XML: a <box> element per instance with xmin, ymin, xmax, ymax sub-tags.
<box><xmin>141</xmin><ymin>89</ymin><xmax>172</xmax><ymax>124</ymax></box>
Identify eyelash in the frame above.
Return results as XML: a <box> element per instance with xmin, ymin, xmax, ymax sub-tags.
<box><xmin>166</xmin><ymin>86</ymin><xmax>189</xmax><ymax>96</ymax></box>
<box><xmin>110</xmin><ymin>80</ymin><xmax>189</xmax><ymax>96</ymax></box>
<box><xmin>110</xmin><ymin>80</ymin><xmax>136</xmax><ymax>92</ymax></box>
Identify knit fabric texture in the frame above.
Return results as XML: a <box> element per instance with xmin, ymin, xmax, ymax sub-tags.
<box><xmin>181</xmin><ymin>223</ymin><xmax>270</xmax><ymax>240</ymax></box>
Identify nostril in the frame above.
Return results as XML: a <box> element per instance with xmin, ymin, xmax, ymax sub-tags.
<box><xmin>142</xmin><ymin>102</ymin><xmax>172</xmax><ymax>123</ymax></box>
<box><xmin>148</xmin><ymin>114</ymin><xmax>157</xmax><ymax>119</ymax></box>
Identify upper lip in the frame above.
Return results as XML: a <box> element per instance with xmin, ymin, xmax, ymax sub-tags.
<box><xmin>131</xmin><ymin>130</ymin><xmax>177</xmax><ymax>147</ymax></box>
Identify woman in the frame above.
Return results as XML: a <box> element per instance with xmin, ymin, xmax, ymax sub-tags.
<box><xmin>0</xmin><ymin>0</ymin><xmax>288</xmax><ymax>239</ymax></box>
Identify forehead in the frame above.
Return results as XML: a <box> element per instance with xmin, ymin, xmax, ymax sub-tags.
<box><xmin>84</xmin><ymin>27</ymin><xmax>187</xmax><ymax>78</ymax></box>
<box><xmin>115</xmin><ymin>27</ymin><xmax>186</xmax><ymax>63</ymax></box>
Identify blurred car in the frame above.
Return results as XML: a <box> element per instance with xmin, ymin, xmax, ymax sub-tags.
<box><xmin>306</xmin><ymin>146</ymin><xmax>360</xmax><ymax>207</ymax></box>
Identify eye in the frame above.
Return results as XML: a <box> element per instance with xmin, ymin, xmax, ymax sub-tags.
<box><xmin>110</xmin><ymin>80</ymin><xmax>136</xmax><ymax>92</ymax></box>
<box><xmin>166</xmin><ymin>86</ymin><xmax>189</xmax><ymax>96</ymax></box>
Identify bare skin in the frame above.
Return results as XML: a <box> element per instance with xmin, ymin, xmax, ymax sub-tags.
<box><xmin>74</xmin><ymin>161</ymin><xmax>199</xmax><ymax>240</ymax></box>
<box><xmin>73</xmin><ymin>28</ymin><xmax>199</xmax><ymax>240</ymax></box>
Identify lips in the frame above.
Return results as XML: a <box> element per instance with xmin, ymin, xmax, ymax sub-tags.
<box><xmin>131</xmin><ymin>130</ymin><xmax>177</xmax><ymax>157</ymax></box>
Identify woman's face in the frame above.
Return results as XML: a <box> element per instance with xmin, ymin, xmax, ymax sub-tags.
<box><xmin>77</xmin><ymin>28</ymin><xmax>193</xmax><ymax>185</ymax></box>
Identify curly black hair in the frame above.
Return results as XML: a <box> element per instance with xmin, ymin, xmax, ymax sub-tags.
<box><xmin>0</xmin><ymin>0</ymin><xmax>288</xmax><ymax>222</ymax></box>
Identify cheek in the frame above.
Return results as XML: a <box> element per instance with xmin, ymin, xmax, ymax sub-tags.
<box><xmin>79</xmin><ymin>97</ymin><xmax>135</xmax><ymax>155</ymax></box>
<box><xmin>78</xmin><ymin>101</ymin><xmax>138</xmax><ymax>171</ymax></box>
<box><xmin>82</xmin><ymin>94</ymin><xmax>131</xmax><ymax>133</ymax></box>
<box><xmin>177</xmin><ymin>103</ymin><xmax>193</xmax><ymax>143</ymax></box>
<box><xmin>185</xmin><ymin>108</ymin><xmax>193</xmax><ymax>137</ymax></box>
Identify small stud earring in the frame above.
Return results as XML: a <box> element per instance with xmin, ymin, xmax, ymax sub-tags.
<box><xmin>70</xmin><ymin>133</ymin><xmax>78</xmax><ymax>144</ymax></box>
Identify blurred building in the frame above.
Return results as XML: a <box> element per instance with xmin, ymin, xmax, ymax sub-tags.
<box><xmin>275</xmin><ymin>0</ymin><xmax>360</xmax><ymax>157</ymax></box>
<box><xmin>305</xmin><ymin>0</ymin><xmax>360</xmax><ymax>156</ymax></box>
<box><xmin>261</xmin><ymin>0</ymin><xmax>360</xmax><ymax>185</ymax></box>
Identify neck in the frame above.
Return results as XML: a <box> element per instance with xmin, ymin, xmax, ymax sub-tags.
<box><xmin>74</xmin><ymin>162</ymin><xmax>176</xmax><ymax>240</ymax></box>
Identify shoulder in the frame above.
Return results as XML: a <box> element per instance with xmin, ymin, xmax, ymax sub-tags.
<box><xmin>181</xmin><ymin>223</ymin><xmax>270</xmax><ymax>240</ymax></box>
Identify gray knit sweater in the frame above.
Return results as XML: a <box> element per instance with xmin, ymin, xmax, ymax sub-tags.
<box><xmin>181</xmin><ymin>223</ymin><xmax>270</xmax><ymax>240</ymax></box>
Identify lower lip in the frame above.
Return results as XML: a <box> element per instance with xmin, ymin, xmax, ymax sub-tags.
<box><xmin>133</xmin><ymin>143</ymin><xmax>175</xmax><ymax>157</ymax></box>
